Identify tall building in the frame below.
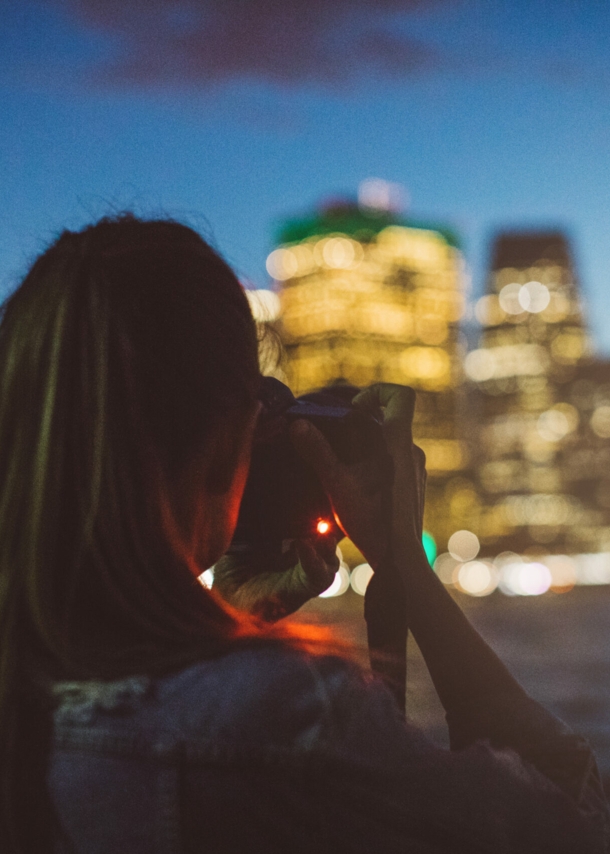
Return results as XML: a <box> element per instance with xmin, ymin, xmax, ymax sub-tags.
<box><xmin>465</xmin><ymin>231</ymin><xmax>603</xmax><ymax>554</ymax></box>
<box><xmin>266</xmin><ymin>197</ymin><xmax>473</xmax><ymax>547</ymax></box>
<box><xmin>554</xmin><ymin>359</ymin><xmax>610</xmax><ymax>553</ymax></box>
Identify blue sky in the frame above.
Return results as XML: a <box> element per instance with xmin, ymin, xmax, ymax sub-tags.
<box><xmin>3</xmin><ymin>0</ymin><xmax>610</xmax><ymax>350</ymax></box>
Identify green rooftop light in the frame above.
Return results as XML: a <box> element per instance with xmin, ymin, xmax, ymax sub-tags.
<box><xmin>275</xmin><ymin>200</ymin><xmax>460</xmax><ymax>249</ymax></box>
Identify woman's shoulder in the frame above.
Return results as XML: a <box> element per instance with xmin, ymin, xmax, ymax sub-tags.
<box><xmin>156</xmin><ymin>642</ymin><xmax>372</xmax><ymax>748</ymax></box>
<box><xmin>161</xmin><ymin>641</ymin><xmax>362</xmax><ymax>703</ymax></box>
<box><xmin>52</xmin><ymin>642</ymin><xmax>393</xmax><ymax>759</ymax></box>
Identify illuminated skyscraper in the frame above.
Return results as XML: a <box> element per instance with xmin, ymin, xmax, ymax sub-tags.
<box><xmin>554</xmin><ymin>359</ymin><xmax>610</xmax><ymax>554</ymax></box>
<box><xmin>266</xmin><ymin>195</ymin><xmax>472</xmax><ymax>547</ymax></box>
<box><xmin>466</xmin><ymin>232</ymin><xmax>601</xmax><ymax>553</ymax></box>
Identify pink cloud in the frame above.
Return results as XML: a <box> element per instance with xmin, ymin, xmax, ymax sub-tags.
<box><xmin>59</xmin><ymin>0</ymin><xmax>448</xmax><ymax>86</ymax></box>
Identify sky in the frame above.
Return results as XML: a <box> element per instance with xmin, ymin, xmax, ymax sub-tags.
<box><xmin>3</xmin><ymin>0</ymin><xmax>610</xmax><ymax>350</ymax></box>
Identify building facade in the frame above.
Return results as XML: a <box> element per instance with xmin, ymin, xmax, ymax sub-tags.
<box><xmin>465</xmin><ymin>232</ymin><xmax>609</xmax><ymax>554</ymax></box>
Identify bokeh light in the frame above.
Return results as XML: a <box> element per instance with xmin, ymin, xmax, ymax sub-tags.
<box><xmin>546</xmin><ymin>555</ymin><xmax>577</xmax><ymax>593</ymax></box>
<box><xmin>447</xmin><ymin>529</ymin><xmax>480</xmax><ymax>562</ymax></box>
<box><xmin>246</xmin><ymin>288</ymin><xmax>281</xmax><ymax>322</ymax></box>
<box><xmin>422</xmin><ymin>530</ymin><xmax>437</xmax><ymax>565</ymax></box>
<box><xmin>475</xmin><ymin>294</ymin><xmax>505</xmax><ymax>326</ymax></box>
<box><xmin>350</xmin><ymin>563</ymin><xmax>374</xmax><ymax>595</ymax></box>
<box><xmin>590</xmin><ymin>405</ymin><xmax>610</xmax><ymax>438</ymax></box>
<box><xmin>399</xmin><ymin>346</ymin><xmax>451</xmax><ymax>389</ymax></box>
<box><xmin>319</xmin><ymin>564</ymin><xmax>350</xmax><ymax>598</ymax></box>
<box><xmin>518</xmin><ymin>281</ymin><xmax>550</xmax><ymax>313</ymax></box>
<box><xmin>518</xmin><ymin>562</ymin><xmax>552</xmax><ymax>595</ymax></box>
<box><xmin>537</xmin><ymin>407</ymin><xmax>571</xmax><ymax>442</ymax></box>
<box><xmin>320</xmin><ymin>236</ymin><xmax>360</xmax><ymax>269</ymax></box>
<box><xmin>499</xmin><ymin>560</ymin><xmax>552</xmax><ymax>596</ymax></box>
<box><xmin>498</xmin><ymin>282</ymin><xmax>523</xmax><ymax>315</ymax></box>
<box><xmin>456</xmin><ymin>561</ymin><xmax>498</xmax><ymax>596</ymax></box>
<box><xmin>266</xmin><ymin>247</ymin><xmax>298</xmax><ymax>280</ymax></box>
<box><xmin>433</xmin><ymin>552</ymin><xmax>460</xmax><ymax>584</ymax></box>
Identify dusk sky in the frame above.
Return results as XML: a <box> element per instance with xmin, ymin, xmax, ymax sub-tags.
<box><xmin>3</xmin><ymin>1</ymin><xmax>610</xmax><ymax>350</ymax></box>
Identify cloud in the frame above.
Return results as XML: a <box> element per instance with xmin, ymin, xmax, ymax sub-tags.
<box><xmin>59</xmin><ymin>0</ymin><xmax>448</xmax><ymax>87</ymax></box>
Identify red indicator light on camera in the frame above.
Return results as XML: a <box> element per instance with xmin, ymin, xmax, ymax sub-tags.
<box><xmin>316</xmin><ymin>519</ymin><xmax>331</xmax><ymax>535</ymax></box>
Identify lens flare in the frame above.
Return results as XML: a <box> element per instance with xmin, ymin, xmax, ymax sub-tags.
<box><xmin>316</xmin><ymin>519</ymin><xmax>331</xmax><ymax>534</ymax></box>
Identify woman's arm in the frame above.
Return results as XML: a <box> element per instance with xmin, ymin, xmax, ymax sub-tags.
<box><xmin>291</xmin><ymin>383</ymin><xmax>527</xmax><ymax>717</ymax></box>
<box><xmin>291</xmin><ymin>383</ymin><xmax>609</xmax><ymax>820</ymax></box>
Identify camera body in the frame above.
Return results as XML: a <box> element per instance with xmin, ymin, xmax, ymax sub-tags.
<box><xmin>230</xmin><ymin>378</ymin><xmax>384</xmax><ymax>554</ymax></box>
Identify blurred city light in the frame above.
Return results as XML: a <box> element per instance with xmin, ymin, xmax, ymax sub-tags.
<box><xmin>518</xmin><ymin>281</ymin><xmax>551</xmax><ymax>313</ymax></box>
<box><xmin>456</xmin><ymin>560</ymin><xmax>498</xmax><ymax>596</ymax></box>
<box><xmin>546</xmin><ymin>555</ymin><xmax>577</xmax><ymax>593</ymax></box>
<box><xmin>422</xmin><ymin>531</ymin><xmax>437</xmax><ymax>565</ymax></box>
<box><xmin>434</xmin><ymin>552</ymin><xmax>460</xmax><ymax>584</ymax></box>
<box><xmin>350</xmin><ymin>563</ymin><xmax>374</xmax><ymax>595</ymax></box>
<box><xmin>319</xmin><ymin>564</ymin><xmax>350</xmax><ymax>598</ymax></box>
<box><xmin>447</xmin><ymin>530</ymin><xmax>480</xmax><ymax>562</ymax></box>
<box><xmin>590</xmin><ymin>405</ymin><xmax>610</xmax><ymax>438</ymax></box>
<box><xmin>266</xmin><ymin>247</ymin><xmax>298</xmax><ymax>280</ymax></box>
<box><xmin>499</xmin><ymin>282</ymin><xmax>523</xmax><ymax>315</ymax></box>
<box><xmin>245</xmin><ymin>288</ymin><xmax>281</xmax><ymax>322</ymax></box>
<box><xmin>263</xmin><ymin>204</ymin><xmax>610</xmax><ymax>592</ymax></box>
<box><xmin>358</xmin><ymin>178</ymin><xmax>405</xmax><ymax>213</ymax></box>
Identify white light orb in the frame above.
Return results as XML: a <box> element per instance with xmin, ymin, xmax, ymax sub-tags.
<box><xmin>321</xmin><ymin>237</ymin><xmax>356</xmax><ymax>269</ymax></box>
<box><xmin>518</xmin><ymin>281</ymin><xmax>550</xmax><ymax>313</ymax></box>
<box><xmin>319</xmin><ymin>564</ymin><xmax>350</xmax><ymax>598</ymax></box>
<box><xmin>537</xmin><ymin>408</ymin><xmax>570</xmax><ymax>442</ymax></box>
<box><xmin>464</xmin><ymin>348</ymin><xmax>496</xmax><ymax>382</ymax></box>
<box><xmin>498</xmin><ymin>283</ymin><xmax>523</xmax><ymax>315</ymax></box>
<box><xmin>350</xmin><ymin>563</ymin><xmax>374</xmax><ymax>596</ymax></box>
<box><xmin>498</xmin><ymin>560</ymin><xmax>524</xmax><ymax>596</ymax></box>
<box><xmin>517</xmin><ymin>562</ymin><xmax>552</xmax><ymax>596</ymax></box>
<box><xmin>266</xmin><ymin>248</ymin><xmax>298</xmax><ymax>280</ymax></box>
<box><xmin>358</xmin><ymin>178</ymin><xmax>405</xmax><ymax>213</ymax></box>
<box><xmin>591</xmin><ymin>405</ymin><xmax>610</xmax><ymax>438</ymax></box>
<box><xmin>457</xmin><ymin>561</ymin><xmax>498</xmax><ymax>597</ymax></box>
<box><xmin>447</xmin><ymin>530</ymin><xmax>480</xmax><ymax>562</ymax></box>
<box><xmin>433</xmin><ymin>552</ymin><xmax>460</xmax><ymax>585</ymax></box>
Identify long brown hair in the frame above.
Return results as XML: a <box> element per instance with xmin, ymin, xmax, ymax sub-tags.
<box><xmin>0</xmin><ymin>216</ymin><xmax>293</xmax><ymax>851</ymax></box>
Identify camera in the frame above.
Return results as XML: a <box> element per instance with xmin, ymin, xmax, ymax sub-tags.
<box><xmin>229</xmin><ymin>377</ymin><xmax>385</xmax><ymax>555</ymax></box>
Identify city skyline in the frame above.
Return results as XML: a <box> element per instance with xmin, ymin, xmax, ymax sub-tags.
<box><xmin>468</xmin><ymin>232</ymin><xmax>605</xmax><ymax>556</ymax></box>
<box><xmin>258</xmin><ymin>193</ymin><xmax>610</xmax><ymax>597</ymax></box>
<box><xmin>4</xmin><ymin>2</ymin><xmax>610</xmax><ymax>355</ymax></box>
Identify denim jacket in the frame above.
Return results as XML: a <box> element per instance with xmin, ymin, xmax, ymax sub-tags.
<box><xmin>50</xmin><ymin>644</ymin><xmax>610</xmax><ymax>853</ymax></box>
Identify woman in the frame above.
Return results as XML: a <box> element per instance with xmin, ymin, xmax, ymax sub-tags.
<box><xmin>0</xmin><ymin>215</ymin><xmax>606</xmax><ymax>853</ymax></box>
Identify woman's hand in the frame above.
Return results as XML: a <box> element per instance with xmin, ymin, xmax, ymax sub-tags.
<box><xmin>215</xmin><ymin>382</ymin><xmax>425</xmax><ymax>620</ymax></box>
<box><xmin>290</xmin><ymin>383</ymin><xmax>427</xmax><ymax>569</ymax></box>
<box><xmin>212</xmin><ymin>535</ymin><xmax>339</xmax><ymax>622</ymax></box>
<box><xmin>354</xmin><ymin>384</ymin><xmax>427</xmax><ymax>561</ymax></box>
